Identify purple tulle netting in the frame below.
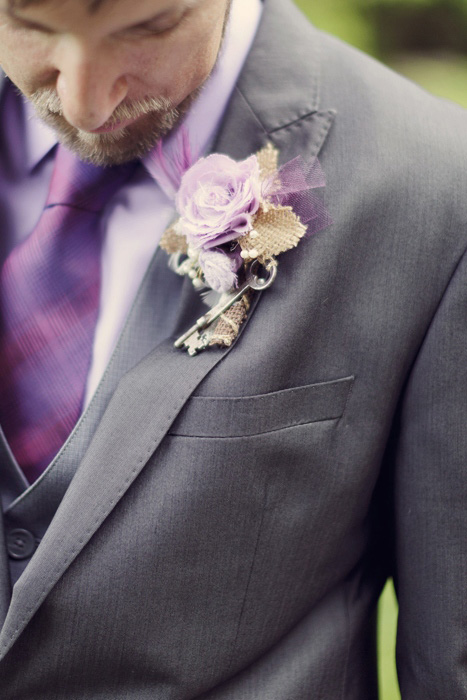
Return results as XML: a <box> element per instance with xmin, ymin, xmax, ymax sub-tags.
<box><xmin>148</xmin><ymin>127</ymin><xmax>194</xmax><ymax>198</ymax></box>
<box><xmin>149</xmin><ymin>129</ymin><xmax>332</xmax><ymax>237</ymax></box>
<box><xmin>263</xmin><ymin>155</ymin><xmax>333</xmax><ymax>236</ymax></box>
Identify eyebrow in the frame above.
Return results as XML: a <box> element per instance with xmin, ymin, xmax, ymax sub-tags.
<box><xmin>130</xmin><ymin>3</ymin><xmax>197</xmax><ymax>29</ymax></box>
<box><xmin>6</xmin><ymin>0</ymin><xmax>107</xmax><ymax>13</ymax></box>
<box><xmin>6</xmin><ymin>0</ymin><xmax>201</xmax><ymax>20</ymax></box>
<box><xmin>128</xmin><ymin>0</ymin><xmax>202</xmax><ymax>22</ymax></box>
<box><xmin>4</xmin><ymin>0</ymin><xmax>202</xmax><ymax>31</ymax></box>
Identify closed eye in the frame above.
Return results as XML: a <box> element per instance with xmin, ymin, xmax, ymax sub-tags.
<box><xmin>3</xmin><ymin>12</ymin><xmax>55</xmax><ymax>35</ymax></box>
<box><xmin>117</xmin><ymin>10</ymin><xmax>190</xmax><ymax>39</ymax></box>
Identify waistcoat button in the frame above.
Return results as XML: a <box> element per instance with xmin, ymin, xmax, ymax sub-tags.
<box><xmin>6</xmin><ymin>528</ymin><xmax>36</xmax><ymax>560</ymax></box>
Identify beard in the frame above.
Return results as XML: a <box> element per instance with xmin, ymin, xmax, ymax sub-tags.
<box><xmin>28</xmin><ymin>87</ymin><xmax>200</xmax><ymax>166</ymax></box>
<box><xmin>26</xmin><ymin>1</ymin><xmax>233</xmax><ymax>166</ymax></box>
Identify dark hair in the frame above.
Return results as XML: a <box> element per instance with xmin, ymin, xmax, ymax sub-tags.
<box><xmin>8</xmin><ymin>0</ymin><xmax>108</xmax><ymax>13</ymax></box>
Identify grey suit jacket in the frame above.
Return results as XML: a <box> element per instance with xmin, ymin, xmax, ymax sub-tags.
<box><xmin>1</xmin><ymin>0</ymin><xmax>467</xmax><ymax>697</ymax></box>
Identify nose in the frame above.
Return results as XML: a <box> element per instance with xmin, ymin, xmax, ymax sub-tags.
<box><xmin>54</xmin><ymin>40</ymin><xmax>128</xmax><ymax>132</ymax></box>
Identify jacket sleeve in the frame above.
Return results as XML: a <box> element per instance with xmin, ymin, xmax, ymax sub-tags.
<box><xmin>393</xmin><ymin>243</ymin><xmax>467</xmax><ymax>697</ymax></box>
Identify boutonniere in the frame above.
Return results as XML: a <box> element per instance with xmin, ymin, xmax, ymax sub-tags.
<box><xmin>159</xmin><ymin>142</ymin><xmax>331</xmax><ymax>355</ymax></box>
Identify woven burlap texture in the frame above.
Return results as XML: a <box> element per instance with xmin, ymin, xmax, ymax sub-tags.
<box><xmin>160</xmin><ymin>225</ymin><xmax>188</xmax><ymax>254</ymax></box>
<box><xmin>239</xmin><ymin>205</ymin><xmax>306</xmax><ymax>266</ymax></box>
<box><xmin>257</xmin><ymin>142</ymin><xmax>279</xmax><ymax>181</ymax></box>
<box><xmin>209</xmin><ymin>296</ymin><xmax>250</xmax><ymax>347</ymax></box>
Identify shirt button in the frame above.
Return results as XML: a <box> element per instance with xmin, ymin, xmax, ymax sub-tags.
<box><xmin>6</xmin><ymin>528</ymin><xmax>36</xmax><ymax>560</ymax></box>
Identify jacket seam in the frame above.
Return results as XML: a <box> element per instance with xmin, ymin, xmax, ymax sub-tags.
<box><xmin>225</xmin><ymin>476</ymin><xmax>269</xmax><ymax>677</ymax></box>
<box><xmin>407</xmin><ymin>237</ymin><xmax>467</xmax><ymax>369</ymax></box>
<box><xmin>341</xmin><ymin>580</ymin><xmax>352</xmax><ymax>700</ymax></box>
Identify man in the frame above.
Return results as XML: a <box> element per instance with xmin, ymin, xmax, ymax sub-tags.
<box><xmin>0</xmin><ymin>0</ymin><xmax>466</xmax><ymax>697</ymax></box>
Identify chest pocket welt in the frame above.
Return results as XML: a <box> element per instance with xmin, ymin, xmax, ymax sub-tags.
<box><xmin>168</xmin><ymin>376</ymin><xmax>354</xmax><ymax>438</ymax></box>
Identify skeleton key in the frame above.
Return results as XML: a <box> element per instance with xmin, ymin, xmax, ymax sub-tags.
<box><xmin>182</xmin><ymin>330</ymin><xmax>212</xmax><ymax>356</ymax></box>
<box><xmin>175</xmin><ymin>261</ymin><xmax>278</xmax><ymax>354</ymax></box>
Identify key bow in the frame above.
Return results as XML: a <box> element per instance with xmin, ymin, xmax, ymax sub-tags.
<box><xmin>175</xmin><ymin>261</ymin><xmax>278</xmax><ymax>355</ymax></box>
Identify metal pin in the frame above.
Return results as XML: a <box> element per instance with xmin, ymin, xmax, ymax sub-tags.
<box><xmin>175</xmin><ymin>261</ymin><xmax>277</xmax><ymax>352</ymax></box>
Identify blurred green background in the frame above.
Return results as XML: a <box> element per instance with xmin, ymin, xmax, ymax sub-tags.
<box><xmin>294</xmin><ymin>0</ymin><xmax>467</xmax><ymax>108</ymax></box>
<box><xmin>292</xmin><ymin>1</ymin><xmax>467</xmax><ymax>698</ymax></box>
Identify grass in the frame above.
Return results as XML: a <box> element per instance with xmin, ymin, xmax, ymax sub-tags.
<box><xmin>389</xmin><ymin>53</ymin><xmax>467</xmax><ymax>108</ymax></box>
<box><xmin>378</xmin><ymin>580</ymin><xmax>400</xmax><ymax>699</ymax></box>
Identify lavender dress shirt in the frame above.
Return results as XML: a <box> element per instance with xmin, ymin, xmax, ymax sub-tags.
<box><xmin>0</xmin><ymin>0</ymin><xmax>262</xmax><ymax>410</ymax></box>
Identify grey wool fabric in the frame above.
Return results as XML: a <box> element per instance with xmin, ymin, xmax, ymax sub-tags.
<box><xmin>1</xmin><ymin>0</ymin><xmax>467</xmax><ymax>697</ymax></box>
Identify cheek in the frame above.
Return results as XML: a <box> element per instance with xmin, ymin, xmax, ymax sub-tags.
<box><xmin>162</xmin><ymin>41</ymin><xmax>220</xmax><ymax>105</ymax></box>
<box><xmin>0</xmin><ymin>30</ymin><xmax>53</xmax><ymax>94</ymax></box>
<box><xmin>128</xmin><ymin>11</ymin><xmax>225</xmax><ymax>106</ymax></box>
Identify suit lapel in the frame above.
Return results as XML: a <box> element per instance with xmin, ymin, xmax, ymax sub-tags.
<box><xmin>213</xmin><ymin>0</ymin><xmax>335</xmax><ymax>160</ymax></box>
<box><xmin>0</xmin><ymin>0</ymin><xmax>337</xmax><ymax>658</ymax></box>
<box><xmin>0</xmin><ymin>289</ymin><xmax>263</xmax><ymax>658</ymax></box>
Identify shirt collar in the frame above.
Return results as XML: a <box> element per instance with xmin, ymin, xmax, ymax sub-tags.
<box><xmin>21</xmin><ymin>0</ymin><xmax>263</xmax><ymax>176</ymax></box>
<box><xmin>143</xmin><ymin>0</ymin><xmax>263</xmax><ymax>196</ymax></box>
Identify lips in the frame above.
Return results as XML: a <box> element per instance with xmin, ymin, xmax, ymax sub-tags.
<box><xmin>90</xmin><ymin>116</ymin><xmax>138</xmax><ymax>134</ymax></box>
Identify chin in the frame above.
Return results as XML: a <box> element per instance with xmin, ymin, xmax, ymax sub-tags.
<box><xmin>29</xmin><ymin>82</ymin><xmax>205</xmax><ymax>165</ymax></box>
<box><xmin>47</xmin><ymin>109</ymin><xmax>181</xmax><ymax>166</ymax></box>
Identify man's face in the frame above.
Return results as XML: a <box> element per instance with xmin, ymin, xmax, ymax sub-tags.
<box><xmin>0</xmin><ymin>0</ymin><xmax>230</xmax><ymax>164</ymax></box>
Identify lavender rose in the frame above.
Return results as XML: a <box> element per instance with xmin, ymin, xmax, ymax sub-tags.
<box><xmin>198</xmin><ymin>247</ymin><xmax>242</xmax><ymax>293</ymax></box>
<box><xmin>176</xmin><ymin>154</ymin><xmax>261</xmax><ymax>250</ymax></box>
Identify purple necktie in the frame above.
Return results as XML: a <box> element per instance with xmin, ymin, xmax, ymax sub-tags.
<box><xmin>0</xmin><ymin>145</ymin><xmax>135</xmax><ymax>484</ymax></box>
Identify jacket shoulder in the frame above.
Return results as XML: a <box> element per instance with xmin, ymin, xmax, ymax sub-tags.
<box><xmin>319</xmin><ymin>30</ymin><xmax>467</xmax><ymax>164</ymax></box>
<box><xmin>316</xmin><ymin>30</ymin><xmax>467</xmax><ymax>261</ymax></box>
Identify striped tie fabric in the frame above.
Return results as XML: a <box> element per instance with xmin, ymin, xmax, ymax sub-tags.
<box><xmin>0</xmin><ymin>145</ymin><xmax>135</xmax><ymax>484</ymax></box>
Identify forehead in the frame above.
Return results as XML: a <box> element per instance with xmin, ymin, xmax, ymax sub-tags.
<box><xmin>6</xmin><ymin>0</ymin><xmax>196</xmax><ymax>14</ymax></box>
<box><xmin>7</xmin><ymin>0</ymin><xmax>107</xmax><ymax>14</ymax></box>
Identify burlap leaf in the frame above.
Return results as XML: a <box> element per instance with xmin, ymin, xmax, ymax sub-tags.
<box><xmin>159</xmin><ymin>222</ymin><xmax>188</xmax><ymax>255</ymax></box>
<box><xmin>256</xmin><ymin>142</ymin><xmax>279</xmax><ymax>181</ymax></box>
<box><xmin>239</xmin><ymin>204</ymin><xmax>306</xmax><ymax>263</ymax></box>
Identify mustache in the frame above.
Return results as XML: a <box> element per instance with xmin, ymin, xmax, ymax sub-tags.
<box><xmin>28</xmin><ymin>87</ymin><xmax>177</xmax><ymax>129</ymax></box>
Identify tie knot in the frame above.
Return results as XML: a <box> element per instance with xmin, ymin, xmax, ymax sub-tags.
<box><xmin>46</xmin><ymin>145</ymin><xmax>136</xmax><ymax>213</ymax></box>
